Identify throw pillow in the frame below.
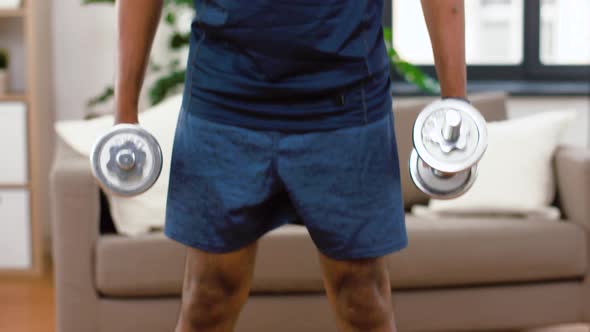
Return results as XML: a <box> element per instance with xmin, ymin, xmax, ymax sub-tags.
<box><xmin>424</xmin><ymin>110</ymin><xmax>576</xmax><ymax>217</ymax></box>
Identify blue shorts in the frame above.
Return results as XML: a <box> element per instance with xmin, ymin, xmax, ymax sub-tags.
<box><xmin>164</xmin><ymin>108</ymin><xmax>408</xmax><ymax>260</ymax></box>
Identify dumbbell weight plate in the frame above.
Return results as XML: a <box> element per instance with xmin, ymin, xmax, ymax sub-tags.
<box><xmin>90</xmin><ymin>124</ymin><xmax>163</xmax><ymax>197</ymax></box>
<box><xmin>413</xmin><ymin>99</ymin><xmax>488</xmax><ymax>174</ymax></box>
<box><xmin>409</xmin><ymin>149</ymin><xmax>477</xmax><ymax>200</ymax></box>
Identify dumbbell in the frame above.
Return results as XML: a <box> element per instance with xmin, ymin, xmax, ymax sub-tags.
<box><xmin>409</xmin><ymin>98</ymin><xmax>488</xmax><ymax>199</ymax></box>
<box><xmin>90</xmin><ymin>123</ymin><xmax>163</xmax><ymax>197</ymax></box>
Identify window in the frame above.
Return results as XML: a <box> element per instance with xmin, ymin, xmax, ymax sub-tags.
<box><xmin>540</xmin><ymin>0</ymin><xmax>590</xmax><ymax>65</ymax></box>
<box><xmin>386</xmin><ymin>0</ymin><xmax>590</xmax><ymax>85</ymax></box>
<box><xmin>393</xmin><ymin>0</ymin><xmax>524</xmax><ymax>65</ymax></box>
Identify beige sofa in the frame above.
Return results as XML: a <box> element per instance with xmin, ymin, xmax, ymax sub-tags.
<box><xmin>50</xmin><ymin>91</ymin><xmax>590</xmax><ymax>332</ymax></box>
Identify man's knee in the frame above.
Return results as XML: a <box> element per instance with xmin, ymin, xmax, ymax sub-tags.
<box><xmin>180</xmin><ymin>273</ymin><xmax>244</xmax><ymax>329</ymax></box>
<box><xmin>176</xmin><ymin>244</ymin><xmax>257</xmax><ymax>332</ymax></box>
<box><xmin>325</xmin><ymin>257</ymin><xmax>392</xmax><ymax>328</ymax></box>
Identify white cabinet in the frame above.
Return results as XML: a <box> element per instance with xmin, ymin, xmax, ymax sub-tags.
<box><xmin>0</xmin><ymin>102</ymin><xmax>28</xmax><ymax>184</ymax></box>
<box><xmin>0</xmin><ymin>189</ymin><xmax>31</xmax><ymax>269</ymax></box>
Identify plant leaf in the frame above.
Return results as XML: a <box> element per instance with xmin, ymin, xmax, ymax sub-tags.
<box><xmin>0</xmin><ymin>49</ymin><xmax>8</xmax><ymax>69</ymax></box>
<box><xmin>165</xmin><ymin>11</ymin><xmax>176</xmax><ymax>25</ymax></box>
<box><xmin>170</xmin><ymin>32</ymin><xmax>190</xmax><ymax>50</ymax></box>
<box><xmin>149</xmin><ymin>70</ymin><xmax>186</xmax><ymax>105</ymax></box>
<box><xmin>383</xmin><ymin>26</ymin><xmax>440</xmax><ymax>94</ymax></box>
<box><xmin>168</xmin><ymin>59</ymin><xmax>181</xmax><ymax>70</ymax></box>
<box><xmin>87</xmin><ymin>86</ymin><xmax>114</xmax><ymax>107</ymax></box>
<box><xmin>149</xmin><ymin>60</ymin><xmax>163</xmax><ymax>72</ymax></box>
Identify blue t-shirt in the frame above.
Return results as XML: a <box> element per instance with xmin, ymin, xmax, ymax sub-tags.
<box><xmin>184</xmin><ymin>0</ymin><xmax>392</xmax><ymax>131</ymax></box>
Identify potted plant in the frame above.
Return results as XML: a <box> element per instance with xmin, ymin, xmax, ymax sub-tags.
<box><xmin>0</xmin><ymin>49</ymin><xmax>8</xmax><ymax>95</ymax></box>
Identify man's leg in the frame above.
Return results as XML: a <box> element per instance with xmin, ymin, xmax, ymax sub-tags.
<box><xmin>319</xmin><ymin>252</ymin><xmax>398</xmax><ymax>332</ymax></box>
<box><xmin>174</xmin><ymin>242</ymin><xmax>258</xmax><ymax>332</ymax></box>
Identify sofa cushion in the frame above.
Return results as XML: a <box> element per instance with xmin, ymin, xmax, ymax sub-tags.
<box><xmin>390</xmin><ymin>216</ymin><xmax>586</xmax><ymax>288</ymax></box>
<box><xmin>95</xmin><ymin>216</ymin><xmax>586</xmax><ymax>297</ymax></box>
<box><xmin>426</xmin><ymin>111</ymin><xmax>576</xmax><ymax>218</ymax></box>
<box><xmin>393</xmin><ymin>91</ymin><xmax>509</xmax><ymax>209</ymax></box>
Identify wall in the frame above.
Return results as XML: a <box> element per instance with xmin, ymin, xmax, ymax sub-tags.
<box><xmin>52</xmin><ymin>0</ymin><xmax>117</xmax><ymax>121</ymax></box>
<box><xmin>52</xmin><ymin>0</ymin><xmax>184</xmax><ymax>121</ymax></box>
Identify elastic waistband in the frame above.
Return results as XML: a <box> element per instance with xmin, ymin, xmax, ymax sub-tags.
<box><xmin>184</xmin><ymin>69</ymin><xmax>393</xmax><ymax>133</ymax></box>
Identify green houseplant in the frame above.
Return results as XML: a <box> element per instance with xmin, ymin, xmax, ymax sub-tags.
<box><xmin>84</xmin><ymin>0</ymin><xmax>439</xmax><ymax>107</ymax></box>
<box><xmin>0</xmin><ymin>49</ymin><xmax>9</xmax><ymax>95</ymax></box>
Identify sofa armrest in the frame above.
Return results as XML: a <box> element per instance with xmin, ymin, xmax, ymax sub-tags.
<box><xmin>555</xmin><ymin>145</ymin><xmax>590</xmax><ymax>229</ymax></box>
<box><xmin>49</xmin><ymin>137</ymin><xmax>100</xmax><ymax>332</ymax></box>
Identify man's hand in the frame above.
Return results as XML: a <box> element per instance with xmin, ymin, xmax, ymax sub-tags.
<box><xmin>115</xmin><ymin>0</ymin><xmax>164</xmax><ymax>125</ymax></box>
<box><xmin>420</xmin><ymin>0</ymin><xmax>467</xmax><ymax>99</ymax></box>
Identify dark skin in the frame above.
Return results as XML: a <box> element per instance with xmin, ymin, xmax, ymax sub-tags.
<box><xmin>116</xmin><ymin>1</ymin><xmax>466</xmax><ymax>331</ymax></box>
<box><xmin>114</xmin><ymin>0</ymin><xmax>163</xmax><ymax>125</ymax></box>
<box><xmin>420</xmin><ymin>0</ymin><xmax>467</xmax><ymax>99</ymax></box>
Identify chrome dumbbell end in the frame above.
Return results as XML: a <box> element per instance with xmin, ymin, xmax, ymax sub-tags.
<box><xmin>409</xmin><ymin>149</ymin><xmax>478</xmax><ymax>200</ymax></box>
<box><xmin>90</xmin><ymin>123</ymin><xmax>163</xmax><ymax>197</ymax></box>
<box><xmin>410</xmin><ymin>98</ymin><xmax>488</xmax><ymax>200</ymax></box>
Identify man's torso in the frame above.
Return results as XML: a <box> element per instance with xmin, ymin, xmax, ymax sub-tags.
<box><xmin>184</xmin><ymin>0</ymin><xmax>392</xmax><ymax>131</ymax></box>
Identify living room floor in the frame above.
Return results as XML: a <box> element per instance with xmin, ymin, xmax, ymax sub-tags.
<box><xmin>0</xmin><ymin>266</ymin><xmax>587</xmax><ymax>332</ymax></box>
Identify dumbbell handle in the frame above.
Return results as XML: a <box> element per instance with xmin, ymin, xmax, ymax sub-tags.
<box><xmin>116</xmin><ymin>149</ymin><xmax>136</xmax><ymax>171</ymax></box>
<box><xmin>442</xmin><ymin>109</ymin><xmax>462</xmax><ymax>142</ymax></box>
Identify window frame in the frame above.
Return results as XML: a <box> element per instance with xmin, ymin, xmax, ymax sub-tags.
<box><xmin>385</xmin><ymin>0</ymin><xmax>590</xmax><ymax>85</ymax></box>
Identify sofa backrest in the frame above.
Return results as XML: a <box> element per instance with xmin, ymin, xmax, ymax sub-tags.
<box><xmin>392</xmin><ymin>91</ymin><xmax>509</xmax><ymax>209</ymax></box>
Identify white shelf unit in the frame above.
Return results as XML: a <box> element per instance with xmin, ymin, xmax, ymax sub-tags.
<box><xmin>0</xmin><ymin>0</ymin><xmax>52</xmax><ymax>277</ymax></box>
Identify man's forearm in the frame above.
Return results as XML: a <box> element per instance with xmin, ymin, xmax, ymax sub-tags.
<box><xmin>420</xmin><ymin>0</ymin><xmax>467</xmax><ymax>98</ymax></box>
<box><xmin>115</xmin><ymin>0</ymin><xmax>163</xmax><ymax>124</ymax></box>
